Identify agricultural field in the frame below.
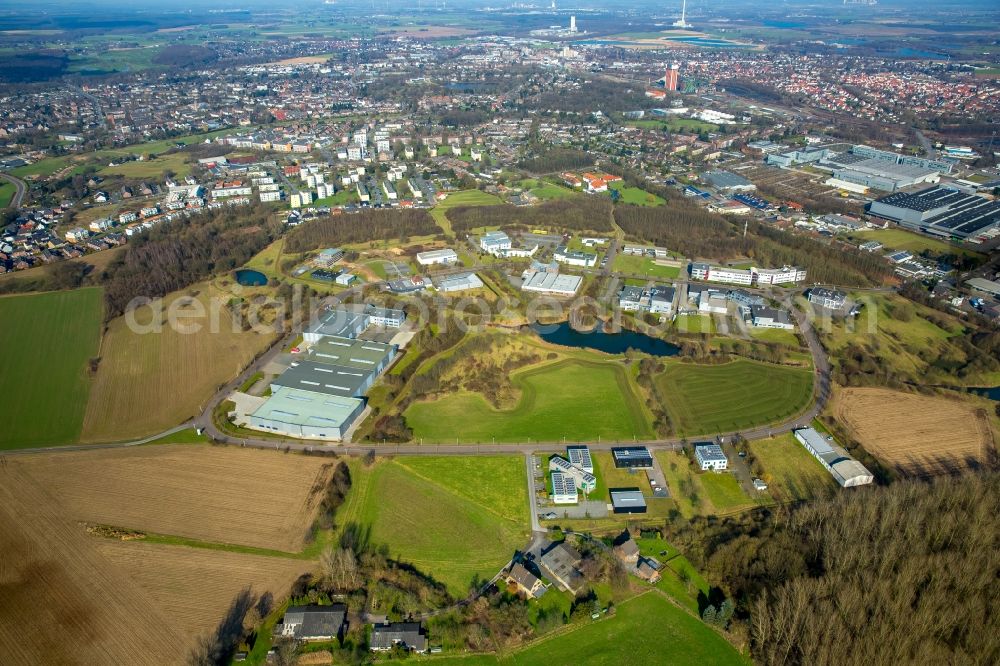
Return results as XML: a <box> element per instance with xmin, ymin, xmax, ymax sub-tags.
<box><xmin>0</xmin><ymin>288</ymin><xmax>103</xmax><ymax>449</ymax></box>
<box><xmin>80</xmin><ymin>282</ymin><xmax>277</xmax><ymax>442</ymax></box>
<box><xmin>831</xmin><ymin>388</ymin><xmax>994</xmax><ymax>477</ymax></box>
<box><xmin>95</xmin><ymin>540</ymin><xmax>311</xmax><ymax>648</ymax></box>
<box><xmin>611</xmin><ymin>253</ymin><xmax>682</xmax><ymax>278</ymax></box>
<box><xmin>404</xmin><ymin>359</ymin><xmax>654</xmax><ymax>443</ymax></box>
<box><xmin>847</xmin><ymin>228</ymin><xmax>981</xmax><ymax>258</ymax></box>
<box><xmin>0</xmin><ymin>465</ymin><xmax>184</xmax><ymax>664</ymax></box>
<box><xmin>748</xmin><ymin>433</ymin><xmax>836</xmax><ymax>501</ymax></box>
<box><xmin>656</xmin><ymin>359</ymin><xmax>813</xmax><ymax>436</ymax></box>
<box><xmin>437</xmin><ymin>592</ymin><xmax>746</xmax><ymax>665</ymax></box>
<box><xmin>10</xmin><ymin>444</ymin><xmax>336</xmax><ymax>551</ymax></box>
<box><xmin>335</xmin><ymin>456</ymin><xmax>529</xmax><ymax>596</ymax></box>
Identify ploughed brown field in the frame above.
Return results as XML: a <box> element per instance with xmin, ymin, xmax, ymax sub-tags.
<box><xmin>95</xmin><ymin>540</ymin><xmax>310</xmax><ymax>643</ymax></box>
<box><xmin>0</xmin><ymin>445</ymin><xmax>327</xmax><ymax>662</ymax></box>
<box><xmin>10</xmin><ymin>444</ymin><xmax>335</xmax><ymax>551</ymax></box>
<box><xmin>833</xmin><ymin>387</ymin><xmax>995</xmax><ymax>477</ymax></box>
<box><xmin>0</xmin><ymin>465</ymin><xmax>185</xmax><ymax>665</ymax></box>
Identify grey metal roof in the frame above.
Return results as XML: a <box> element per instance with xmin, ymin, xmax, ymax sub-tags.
<box><xmin>272</xmin><ymin>360</ymin><xmax>370</xmax><ymax>397</ymax></box>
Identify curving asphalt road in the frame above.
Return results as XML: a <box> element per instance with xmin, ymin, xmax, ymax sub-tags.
<box><xmin>0</xmin><ymin>172</ymin><xmax>27</xmax><ymax>209</ymax></box>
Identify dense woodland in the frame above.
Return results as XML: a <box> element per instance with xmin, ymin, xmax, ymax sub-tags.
<box><xmin>284</xmin><ymin>209</ymin><xmax>440</xmax><ymax>253</ymax></box>
<box><xmin>517</xmin><ymin>148</ymin><xmax>595</xmax><ymax>174</ymax></box>
<box><xmin>448</xmin><ymin>197</ymin><xmax>614</xmax><ymax>234</ymax></box>
<box><xmin>100</xmin><ymin>206</ymin><xmax>282</xmax><ymax>320</ymax></box>
<box><xmin>685</xmin><ymin>473</ymin><xmax>1000</xmax><ymax>666</ymax></box>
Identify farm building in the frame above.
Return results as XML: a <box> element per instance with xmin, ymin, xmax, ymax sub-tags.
<box><xmin>416</xmin><ymin>248</ymin><xmax>459</xmax><ymax>266</ymax></box>
<box><xmin>549</xmin><ymin>455</ymin><xmax>597</xmax><ymax>493</ymax></box>
<box><xmin>506</xmin><ymin>563</ymin><xmax>547</xmax><ymax>599</ymax></box>
<box><xmin>277</xmin><ymin>604</ymin><xmax>346</xmax><ymax>641</ymax></box>
<box><xmin>539</xmin><ymin>541</ymin><xmax>585</xmax><ymax>594</ymax></box>
<box><xmin>520</xmin><ymin>269</ymin><xmax>582</xmax><ymax>296</ymax></box>
<box><xmin>247</xmin><ymin>387</ymin><xmax>365</xmax><ymax>441</ymax></box>
<box><xmin>370</xmin><ymin>622</ymin><xmax>427</xmax><ymax>653</ymax></box>
<box><xmin>550</xmin><ymin>471</ymin><xmax>578</xmax><ymax>504</ymax></box>
<box><xmin>611</xmin><ymin>447</ymin><xmax>654</xmax><ymax>469</ymax></box>
<box><xmin>794</xmin><ymin>427</ymin><xmax>874</xmax><ymax>488</ymax></box>
<box><xmin>695</xmin><ymin>444</ymin><xmax>729</xmax><ymax>471</ymax></box>
<box><xmin>435</xmin><ymin>272</ymin><xmax>484</xmax><ymax>293</ymax></box>
<box><xmin>567</xmin><ymin>445</ymin><xmax>594</xmax><ymax>473</ymax></box>
<box><xmin>610</xmin><ymin>489</ymin><xmax>648</xmax><ymax>514</ymax></box>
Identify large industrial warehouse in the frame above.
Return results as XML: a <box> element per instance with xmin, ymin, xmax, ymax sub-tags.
<box><xmin>868</xmin><ymin>185</ymin><xmax>1000</xmax><ymax>243</ymax></box>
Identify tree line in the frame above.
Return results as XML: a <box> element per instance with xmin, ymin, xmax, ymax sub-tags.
<box><xmin>613</xmin><ymin>204</ymin><xmax>892</xmax><ymax>286</ymax></box>
<box><xmin>284</xmin><ymin>209</ymin><xmax>441</xmax><ymax>253</ymax></box>
<box><xmin>448</xmin><ymin>196</ymin><xmax>614</xmax><ymax>234</ymax></box>
<box><xmin>99</xmin><ymin>205</ymin><xmax>283</xmax><ymax>320</ymax></box>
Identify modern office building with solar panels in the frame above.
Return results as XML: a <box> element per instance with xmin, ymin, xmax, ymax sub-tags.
<box><xmin>868</xmin><ymin>186</ymin><xmax>1000</xmax><ymax>243</ymax></box>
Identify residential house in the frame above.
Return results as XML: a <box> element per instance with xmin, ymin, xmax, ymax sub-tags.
<box><xmin>276</xmin><ymin>604</ymin><xmax>347</xmax><ymax>641</ymax></box>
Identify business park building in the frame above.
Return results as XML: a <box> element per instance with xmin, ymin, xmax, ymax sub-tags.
<box><xmin>245</xmin><ymin>306</ymin><xmax>403</xmax><ymax>441</ymax></box>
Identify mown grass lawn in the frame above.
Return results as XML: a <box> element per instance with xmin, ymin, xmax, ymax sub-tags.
<box><xmin>748</xmin><ymin>326</ymin><xmax>802</xmax><ymax>347</ymax></box>
<box><xmin>404</xmin><ymin>359</ymin><xmax>654</xmax><ymax>443</ymax></box>
<box><xmin>334</xmin><ymin>456</ymin><xmax>529</xmax><ymax>597</ymax></box>
<box><xmin>674</xmin><ymin>314</ymin><xmax>714</xmax><ymax>334</ymax></box>
<box><xmin>0</xmin><ymin>288</ymin><xmax>103</xmax><ymax>448</ymax></box>
<box><xmin>657</xmin><ymin>359</ymin><xmax>813</xmax><ymax>436</ymax></box>
<box><xmin>436</xmin><ymin>591</ymin><xmax>747</xmax><ymax>665</ymax></box>
<box><xmin>748</xmin><ymin>433</ymin><xmax>836</xmax><ymax>501</ymax></box>
<box><xmin>609</xmin><ymin>182</ymin><xmax>664</xmax><ymax>206</ymax></box>
<box><xmin>0</xmin><ymin>182</ymin><xmax>14</xmax><ymax>208</ymax></box>
<box><xmin>699</xmin><ymin>472</ymin><xmax>758</xmax><ymax>513</ymax></box>
<box><xmin>611</xmin><ymin>253</ymin><xmax>681</xmax><ymax>279</ymax></box>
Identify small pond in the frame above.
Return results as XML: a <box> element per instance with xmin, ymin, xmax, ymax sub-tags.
<box><xmin>531</xmin><ymin>321</ymin><xmax>681</xmax><ymax>357</ymax></box>
<box><xmin>235</xmin><ymin>269</ymin><xmax>268</xmax><ymax>287</ymax></box>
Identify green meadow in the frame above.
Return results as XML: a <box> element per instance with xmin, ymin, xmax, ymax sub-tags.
<box><xmin>434</xmin><ymin>592</ymin><xmax>747</xmax><ymax>665</ymax></box>
<box><xmin>335</xmin><ymin>456</ymin><xmax>529</xmax><ymax>597</ymax></box>
<box><xmin>404</xmin><ymin>359</ymin><xmax>655</xmax><ymax>443</ymax></box>
<box><xmin>0</xmin><ymin>288</ymin><xmax>104</xmax><ymax>448</ymax></box>
<box><xmin>657</xmin><ymin>359</ymin><xmax>813</xmax><ymax>436</ymax></box>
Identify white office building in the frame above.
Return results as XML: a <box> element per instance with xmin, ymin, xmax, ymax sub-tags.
<box><xmin>550</xmin><ymin>471</ymin><xmax>578</xmax><ymax>504</ymax></box>
<box><xmin>695</xmin><ymin>444</ymin><xmax>728</xmax><ymax>471</ymax></box>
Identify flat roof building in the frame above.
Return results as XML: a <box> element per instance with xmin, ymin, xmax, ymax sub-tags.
<box><xmin>550</xmin><ymin>471</ymin><xmax>578</xmax><ymax>504</ymax></box>
<box><xmin>694</xmin><ymin>444</ymin><xmax>728</xmax><ymax>471</ymax></box>
<box><xmin>416</xmin><ymin>248</ymin><xmax>459</xmax><ymax>266</ymax></box>
<box><xmin>610</xmin><ymin>489</ymin><xmax>648</xmax><ymax>514</ymax></box>
<box><xmin>435</xmin><ymin>272</ymin><xmax>484</xmax><ymax>293</ymax></box>
<box><xmin>304</xmin><ymin>307</ymin><xmax>368</xmax><ymax>342</ymax></box>
<box><xmin>868</xmin><ymin>186</ymin><xmax>1000</xmax><ymax>242</ymax></box>
<box><xmin>966</xmin><ymin>277</ymin><xmax>1000</xmax><ymax>297</ymax></box>
<box><xmin>521</xmin><ymin>269</ymin><xmax>582</xmax><ymax>297</ymax></box>
<box><xmin>305</xmin><ymin>336</ymin><xmax>397</xmax><ymax>375</ymax></box>
<box><xmin>553</xmin><ymin>246</ymin><xmax>598</xmax><ymax>267</ymax></box>
<box><xmin>703</xmin><ymin>170</ymin><xmax>756</xmax><ymax>192</ymax></box>
<box><xmin>549</xmin><ymin>455</ymin><xmax>597</xmax><ymax>493</ymax></box>
<box><xmin>271</xmin><ymin>360</ymin><xmax>372</xmax><ymax>398</ymax></box>
<box><xmin>611</xmin><ymin>447</ymin><xmax>654</xmax><ymax>469</ymax></box>
<box><xmin>247</xmin><ymin>387</ymin><xmax>365</xmax><ymax>441</ymax></box>
<box><xmin>567</xmin><ymin>446</ymin><xmax>594</xmax><ymax>473</ymax></box>
<box><xmin>794</xmin><ymin>427</ymin><xmax>874</xmax><ymax>488</ymax></box>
